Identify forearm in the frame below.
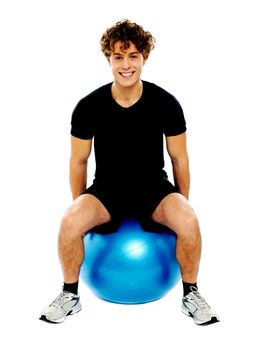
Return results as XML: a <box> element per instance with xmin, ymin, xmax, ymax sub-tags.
<box><xmin>172</xmin><ymin>155</ymin><xmax>190</xmax><ymax>199</ymax></box>
<box><xmin>69</xmin><ymin>160</ymin><xmax>87</xmax><ymax>200</ymax></box>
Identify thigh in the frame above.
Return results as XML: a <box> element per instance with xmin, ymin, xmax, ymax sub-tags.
<box><xmin>151</xmin><ymin>192</ymin><xmax>198</xmax><ymax>234</ymax></box>
<box><xmin>83</xmin><ymin>182</ymin><xmax>125</xmax><ymax>233</ymax></box>
<box><xmin>138</xmin><ymin>177</ymin><xmax>178</xmax><ymax>232</ymax></box>
<box><xmin>64</xmin><ymin>193</ymin><xmax>111</xmax><ymax>234</ymax></box>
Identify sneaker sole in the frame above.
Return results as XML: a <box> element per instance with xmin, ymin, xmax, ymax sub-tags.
<box><xmin>39</xmin><ymin>303</ymin><xmax>81</xmax><ymax>324</ymax></box>
<box><xmin>182</xmin><ymin>306</ymin><xmax>219</xmax><ymax>326</ymax></box>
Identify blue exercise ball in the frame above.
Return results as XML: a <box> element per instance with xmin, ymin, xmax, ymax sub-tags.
<box><xmin>80</xmin><ymin>218</ymin><xmax>180</xmax><ymax>304</ymax></box>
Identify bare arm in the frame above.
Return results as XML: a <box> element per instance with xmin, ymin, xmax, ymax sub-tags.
<box><xmin>69</xmin><ymin>135</ymin><xmax>92</xmax><ymax>200</ymax></box>
<box><xmin>165</xmin><ymin>132</ymin><xmax>190</xmax><ymax>199</ymax></box>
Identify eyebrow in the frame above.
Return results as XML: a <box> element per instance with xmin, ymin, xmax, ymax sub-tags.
<box><xmin>113</xmin><ymin>51</ymin><xmax>140</xmax><ymax>56</ymax></box>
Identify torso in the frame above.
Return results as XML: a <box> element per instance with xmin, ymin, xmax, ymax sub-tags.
<box><xmin>71</xmin><ymin>80</ymin><xmax>186</xmax><ymax>189</ymax></box>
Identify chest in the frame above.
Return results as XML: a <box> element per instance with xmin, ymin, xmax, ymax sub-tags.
<box><xmin>96</xmin><ymin>102</ymin><xmax>163</xmax><ymax>142</ymax></box>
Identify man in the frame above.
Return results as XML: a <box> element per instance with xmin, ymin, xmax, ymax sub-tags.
<box><xmin>40</xmin><ymin>19</ymin><xmax>219</xmax><ymax>325</ymax></box>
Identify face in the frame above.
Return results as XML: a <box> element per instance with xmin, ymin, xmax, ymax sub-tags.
<box><xmin>108</xmin><ymin>41</ymin><xmax>146</xmax><ymax>88</ymax></box>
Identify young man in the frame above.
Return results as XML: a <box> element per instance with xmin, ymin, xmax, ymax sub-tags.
<box><xmin>40</xmin><ymin>19</ymin><xmax>219</xmax><ymax>325</ymax></box>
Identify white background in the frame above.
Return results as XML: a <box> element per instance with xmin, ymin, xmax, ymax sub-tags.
<box><xmin>1</xmin><ymin>0</ymin><xmax>257</xmax><ymax>348</ymax></box>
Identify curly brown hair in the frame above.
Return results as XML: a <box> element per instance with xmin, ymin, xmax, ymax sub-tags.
<box><xmin>100</xmin><ymin>19</ymin><xmax>155</xmax><ymax>59</ymax></box>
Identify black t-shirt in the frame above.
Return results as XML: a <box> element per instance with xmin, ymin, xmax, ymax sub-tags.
<box><xmin>71</xmin><ymin>80</ymin><xmax>186</xmax><ymax>187</ymax></box>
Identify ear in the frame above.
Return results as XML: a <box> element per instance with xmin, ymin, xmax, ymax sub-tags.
<box><xmin>143</xmin><ymin>55</ymin><xmax>148</xmax><ymax>65</ymax></box>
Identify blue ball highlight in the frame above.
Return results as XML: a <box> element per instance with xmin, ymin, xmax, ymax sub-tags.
<box><xmin>80</xmin><ymin>218</ymin><xmax>180</xmax><ymax>304</ymax></box>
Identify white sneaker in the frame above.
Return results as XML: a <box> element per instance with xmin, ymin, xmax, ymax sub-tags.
<box><xmin>182</xmin><ymin>287</ymin><xmax>219</xmax><ymax>325</ymax></box>
<box><xmin>40</xmin><ymin>290</ymin><xmax>81</xmax><ymax>323</ymax></box>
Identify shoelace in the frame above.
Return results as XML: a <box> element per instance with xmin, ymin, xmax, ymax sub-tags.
<box><xmin>51</xmin><ymin>292</ymin><xmax>72</xmax><ymax>308</ymax></box>
<box><xmin>187</xmin><ymin>287</ymin><xmax>210</xmax><ymax>310</ymax></box>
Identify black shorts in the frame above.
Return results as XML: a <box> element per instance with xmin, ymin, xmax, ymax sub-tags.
<box><xmin>82</xmin><ymin>176</ymin><xmax>178</xmax><ymax>233</ymax></box>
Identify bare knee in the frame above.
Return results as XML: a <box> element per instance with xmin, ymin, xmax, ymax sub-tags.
<box><xmin>181</xmin><ymin>212</ymin><xmax>200</xmax><ymax>239</ymax></box>
<box><xmin>58</xmin><ymin>198</ymin><xmax>92</xmax><ymax>240</ymax></box>
<box><xmin>59</xmin><ymin>209</ymin><xmax>84</xmax><ymax>239</ymax></box>
<box><xmin>178</xmin><ymin>201</ymin><xmax>198</xmax><ymax>228</ymax></box>
<box><xmin>59</xmin><ymin>194</ymin><xmax>111</xmax><ymax>240</ymax></box>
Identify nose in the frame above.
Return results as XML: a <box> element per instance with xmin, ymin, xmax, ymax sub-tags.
<box><xmin>122</xmin><ymin>57</ymin><xmax>130</xmax><ymax>69</ymax></box>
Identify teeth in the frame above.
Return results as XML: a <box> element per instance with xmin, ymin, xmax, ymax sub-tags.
<box><xmin>121</xmin><ymin>72</ymin><xmax>132</xmax><ymax>77</ymax></box>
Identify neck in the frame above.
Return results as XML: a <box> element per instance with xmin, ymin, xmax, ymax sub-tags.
<box><xmin>111</xmin><ymin>80</ymin><xmax>143</xmax><ymax>107</ymax></box>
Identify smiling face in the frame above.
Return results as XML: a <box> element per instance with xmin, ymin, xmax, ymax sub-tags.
<box><xmin>108</xmin><ymin>41</ymin><xmax>146</xmax><ymax>88</ymax></box>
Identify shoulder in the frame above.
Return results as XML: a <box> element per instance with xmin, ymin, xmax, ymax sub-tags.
<box><xmin>75</xmin><ymin>82</ymin><xmax>112</xmax><ymax>108</ymax></box>
<box><xmin>143</xmin><ymin>80</ymin><xmax>179</xmax><ymax>103</ymax></box>
<box><xmin>142</xmin><ymin>80</ymin><xmax>182</xmax><ymax>107</ymax></box>
<box><xmin>71</xmin><ymin>83</ymin><xmax>112</xmax><ymax>139</ymax></box>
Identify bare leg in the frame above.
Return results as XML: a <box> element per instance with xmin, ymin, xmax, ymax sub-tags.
<box><xmin>58</xmin><ymin>194</ymin><xmax>111</xmax><ymax>283</ymax></box>
<box><xmin>152</xmin><ymin>193</ymin><xmax>201</xmax><ymax>283</ymax></box>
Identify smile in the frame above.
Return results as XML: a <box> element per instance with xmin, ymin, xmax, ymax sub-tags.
<box><xmin>120</xmin><ymin>72</ymin><xmax>134</xmax><ymax>77</ymax></box>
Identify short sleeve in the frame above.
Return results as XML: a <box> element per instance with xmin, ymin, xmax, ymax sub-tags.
<box><xmin>163</xmin><ymin>95</ymin><xmax>187</xmax><ymax>137</ymax></box>
<box><xmin>70</xmin><ymin>98</ymin><xmax>95</xmax><ymax>140</ymax></box>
